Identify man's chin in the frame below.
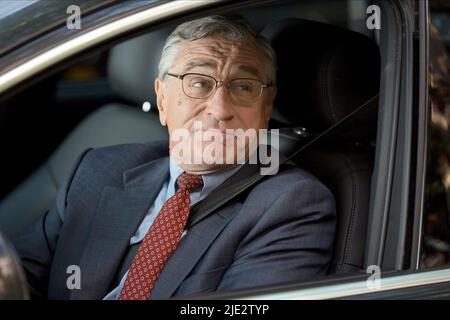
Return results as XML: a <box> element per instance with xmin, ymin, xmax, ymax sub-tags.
<box><xmin>169</xmin><ymin>138</ymin><xmax>252</xmax><ymax>173</ymax></box>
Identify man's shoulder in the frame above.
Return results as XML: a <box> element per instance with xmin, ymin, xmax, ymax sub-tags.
<box><xmin>83</xmin><ymin>140</ymin><xmax>168</xmax><ymax>168</ymax></box>
<box><xmin>73</xmin><ymin>140</ymin><xmax>168</xmax><ymax>186</ymax></box>
<box><xmin>262</xmin><ymin>162</ymin><xmax>324</xmax><ymax>186</ymax></box>
<box><xmin>249</xmin><ymin>162</ymin><xmax>334</xmax><ymax>203</ymax></box>
<box><xmin>87</xmin><ymin>140</ymin><xmax>167</xmax><ymax>160</ymax></box>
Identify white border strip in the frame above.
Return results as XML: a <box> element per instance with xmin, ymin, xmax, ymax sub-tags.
<box><xmin>235</xmin><ymin>269</ymin><xmax>450</xmax><ymax>300</ymax></box>
<box><xmin>0</xmin><ymin>0</ymin><xmax>219</xmax><ymax>94</ymax></box>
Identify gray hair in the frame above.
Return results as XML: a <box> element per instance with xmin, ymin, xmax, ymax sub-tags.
<box><xmin>158</xmin><ymin>15</ymin><xmax>277</xmax><ymax>85</ymax></box>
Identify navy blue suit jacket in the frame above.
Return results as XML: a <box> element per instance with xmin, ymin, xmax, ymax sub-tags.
<box><xmin>13</xmin><ymin>141</ymin><xmax>336</xmax><ymax>299</ymax></box>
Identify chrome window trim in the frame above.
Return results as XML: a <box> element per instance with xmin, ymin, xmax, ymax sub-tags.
<box><xmin>0</xmin><ymin>0</ymin><xmax>221</xmax><ymax>94</ymax></box>
<box><xmin>233</xmin><ymin>269</ymin><xmax>450</xmax><ymax>300</ymax></box>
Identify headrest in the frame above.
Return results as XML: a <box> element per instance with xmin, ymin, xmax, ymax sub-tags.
<box><xmin>107</xmin><ymin>25</ymin><xmax>175</xmax><ymax>106</ymax></box>
<box><xmin>261</xmin><ymin>19</ymin><xmax>380</xmax><ymax>132</ymax></box>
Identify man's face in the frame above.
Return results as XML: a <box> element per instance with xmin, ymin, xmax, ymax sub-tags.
<box><xmin>155</xmin><ymin>36</ymin><xmax>276</xmax><ymax>174</ymax></box>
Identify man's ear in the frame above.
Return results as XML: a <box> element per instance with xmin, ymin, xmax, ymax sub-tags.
<box><xmin>155</xmin><ymin>78</ymin><xmax>167</xmax><ymax>126</ymax></box>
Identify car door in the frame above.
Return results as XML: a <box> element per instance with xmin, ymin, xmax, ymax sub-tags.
<box><xmin>0</xmin><ymin>0</ymin><xmax>437</xmax><ymax>300</ymax></box>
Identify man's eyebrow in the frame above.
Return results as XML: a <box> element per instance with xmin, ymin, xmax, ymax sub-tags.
<box><xmin>237</xmin><ymin>65</ymin><xmax>262</xmax><ymax>78</ymax></box>
<box><xmin>181</xmin><ymin>61</ymin><xmax>262</xmax><ymax>78</ymax></box>
<box><xmin>182</xmin><ymin>60</ymin><xmax>215</xmax><ymax>73</ymax></box>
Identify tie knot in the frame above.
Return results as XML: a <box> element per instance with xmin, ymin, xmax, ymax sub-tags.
<box><xmin>176</xmin><ymin>172</ymin><xmax>204</xmax><ymax>191</ymax></box>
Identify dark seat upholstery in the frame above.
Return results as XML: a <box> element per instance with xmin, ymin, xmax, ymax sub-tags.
<box><xmin>262</xmin><ymin>18</ymin><xmax>380</xmax><ymax>273</ymax></box>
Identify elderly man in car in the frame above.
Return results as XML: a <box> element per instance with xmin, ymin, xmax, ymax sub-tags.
<box><xmin>12</xmin><ymin>15</ymin><xmax>336</xmax><ymax>300</ymax></box>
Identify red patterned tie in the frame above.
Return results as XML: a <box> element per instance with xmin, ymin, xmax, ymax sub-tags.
<box><xmin>118</xmin><ymin>172</ymin><xmax>204</xmax><ymax>300</ymax></box>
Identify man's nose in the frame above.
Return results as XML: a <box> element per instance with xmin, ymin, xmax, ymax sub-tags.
<box><xmin>205</xmin><ymin>85</ymin><xmax>235</xmax><ymax>122</ymax></box>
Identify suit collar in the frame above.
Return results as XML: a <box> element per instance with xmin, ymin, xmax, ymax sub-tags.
<box><xmin>123</xmin><ymin>156</ymin><xmax>170</xmax><ymax>187</ymax></box>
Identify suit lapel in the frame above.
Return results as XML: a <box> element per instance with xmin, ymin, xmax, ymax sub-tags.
<box><xmin>149</xmin><ymin>163</ymin><xmax>263</xmax><ymax>299</ymax></box>
<box><xmin>149</xmin><ymin>202</ymin><xmax>239</xmax><ymax>299</ymax></box>
<box><xmin>72</xmin><ymin>157</ymin><xmax>169</xmax><ymax>299</ymax></box>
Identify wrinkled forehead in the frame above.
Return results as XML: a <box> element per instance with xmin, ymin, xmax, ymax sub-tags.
<box><xmin>172</xmin><ymin>37</ymin><xmax>267</xmax><ymax>79</ymax></box>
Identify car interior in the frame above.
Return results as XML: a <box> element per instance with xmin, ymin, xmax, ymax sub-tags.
<box><xmin>0</xmin><ymin>0</ymin><xmax>381</xmax><ymax>284</ymax></box>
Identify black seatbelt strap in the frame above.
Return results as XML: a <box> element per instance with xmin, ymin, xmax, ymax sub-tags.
<box><xmin>113</xmin><ymin>95</ymin><xmax>378</xmax><ymax>288</ymax></box>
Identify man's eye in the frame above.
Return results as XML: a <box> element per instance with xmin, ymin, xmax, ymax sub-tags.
<box><xmin>234</xmin><ymin>82</ymin><xmax>254</xmax><ymax>92</ymax></box>
<box><xmin>237</xmin><ymin>84</ymin><xmax>251</xmax><ymax>91</ymax></box>
<box><xmin>190</xmin><ymin>78</ymin><xmax>214</xmax><ymax>90</ymax></box>
<box><xmin>192</xmin><ymin>81</ymin><xmax>208</xmax><ymax>88</ymax></box>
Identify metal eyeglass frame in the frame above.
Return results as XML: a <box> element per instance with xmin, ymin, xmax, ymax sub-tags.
<box><xmin>165</xmin><ymin>72</ymin><xmax>272</xmax><ymax>102</ymax></box>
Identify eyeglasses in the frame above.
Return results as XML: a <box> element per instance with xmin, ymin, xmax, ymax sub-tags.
<box><xmin>166</xmin><ymin>72</ymin><xmax>272</xmax><ymax>105</ymax></box>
